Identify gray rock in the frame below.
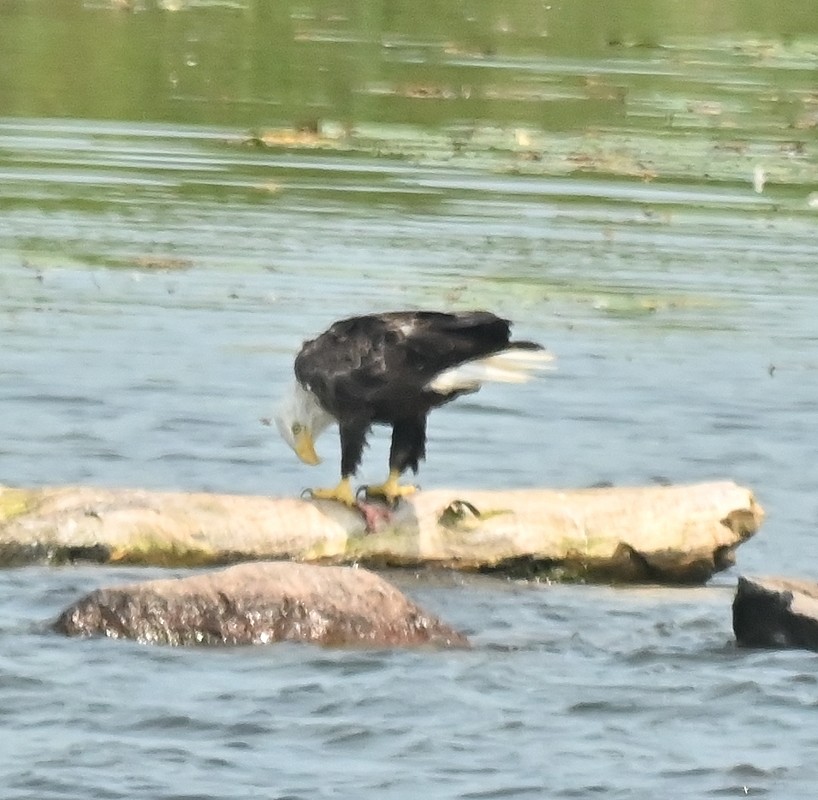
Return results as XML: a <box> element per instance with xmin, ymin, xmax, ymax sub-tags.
<box><xmin>733</xmin><ymin>576</ymin><xmax>818</xmax><ymax>651</ymax></box>
<box><xmin>53</xmin><ymin>561</ymin><xmax>469</xmax><ymax>649</ymax></box>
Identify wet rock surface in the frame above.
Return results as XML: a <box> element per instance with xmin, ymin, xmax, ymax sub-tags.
<box><xmin>53</xmin><ymin>561</ymin><xmax>469</xmax><ymax>649</ymax></box>
<box><xmin>733</xmin><ymin>576</ymin><xmax>818</xmax><ymax>651</ymax></box>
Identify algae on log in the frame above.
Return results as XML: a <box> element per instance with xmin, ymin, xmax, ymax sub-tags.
<box><xmin>0</xmin><ymin>481</ymin><xmax>763</xmax><ymax>583</ymax></box>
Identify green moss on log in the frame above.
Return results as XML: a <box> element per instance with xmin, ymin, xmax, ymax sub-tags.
<box><xmin>0</xmin><ymin>487</ymin><xmax>39</xmax><ymax>522</ymax></box>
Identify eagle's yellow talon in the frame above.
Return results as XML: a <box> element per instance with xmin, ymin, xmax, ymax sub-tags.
<box><xmin>362</xmin><ymin>470</ymin><xmax>417</xmax><ymax>505</ymax></box>
<box><xmin>305</xmin><ymin>478</ymin><xmax>357</xmax><ymax>507</ymax></box>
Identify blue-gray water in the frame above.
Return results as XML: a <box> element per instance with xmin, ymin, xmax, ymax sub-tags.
<box><xmin>2</xmin><ymin>116</ymin><xmax>818</xmax><ymax>799</ymax></box>
<box><xmin>4</xmin><ymin>568</ymin><xmax>818</xmax><ymax>799</ymax></box>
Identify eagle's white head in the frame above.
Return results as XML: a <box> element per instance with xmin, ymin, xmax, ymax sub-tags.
<box><xmin>274</xmin><ymin>382</ymin><xmax>334</xmax><ymax>465</ymax></box>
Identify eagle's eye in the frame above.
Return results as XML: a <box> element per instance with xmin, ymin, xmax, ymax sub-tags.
<box><xmin>291</xmin><ymin>423</ymin><xmax>303</xmax><ymax>436</ymax></box>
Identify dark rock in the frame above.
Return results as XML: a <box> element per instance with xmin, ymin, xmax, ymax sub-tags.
<box><xmin>733</xmin><ymin>576</ymin><xmax>818</xmax><ymax>651</ymax></box>
<box><xmin>53</xmin><ymin>561</ymin><xmax>469</xmax><ymax>649</ymax></box>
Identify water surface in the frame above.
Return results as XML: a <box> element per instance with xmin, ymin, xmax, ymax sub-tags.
<box><xmin>1</xmin><ymin>1</ymin><xmax>818</xmax><ymax>797</ymax></box>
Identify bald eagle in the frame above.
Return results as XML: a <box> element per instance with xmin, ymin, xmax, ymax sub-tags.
<box><xmin>275</xmin><ymin>310</ymin><xmax>552</xmax><ymax>506</ymax></box>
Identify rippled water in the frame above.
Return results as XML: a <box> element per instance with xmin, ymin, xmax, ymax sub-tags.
<box><xmin>3</xmin><ymin>1</ymin><xmax>818</xmax><ymax>797</ymax></box>
<box><xmin>4</xmin><ymin>117</ymin><xmax>818</xmax><ymax>799</ymax></box>
<box><xmin>4</xmin><ymin>569</ymin><xmax>818</xmax><ymax>798</ymax></box>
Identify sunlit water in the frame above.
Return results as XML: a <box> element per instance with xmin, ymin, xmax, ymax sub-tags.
<box><xmin>4</xmin><ymin>567</ymin><xmax>818</xmax><ymax>799</ymax></box>
<box><xmin>1</xmin><ymin>115</ymin><xmax>817</xmax><ymax>799</ymax></box>
<box><xmin>2</xmin><ymin>2</ymin><xmax>818</xmax><ymax>795</ymax></box>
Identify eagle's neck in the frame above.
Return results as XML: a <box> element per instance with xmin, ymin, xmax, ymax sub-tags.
<box><xmin>294</xmin><ymin>382</ymin><xmax>335</xmax><ymax>434</ymax></box>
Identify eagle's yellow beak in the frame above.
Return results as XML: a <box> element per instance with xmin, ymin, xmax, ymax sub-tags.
<box><xmin>294</xmin><ymin>428</ymin><xmax>321</xmax><ymax>465</ymax></box>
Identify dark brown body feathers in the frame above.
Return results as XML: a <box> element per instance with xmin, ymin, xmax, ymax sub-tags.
<box><xmin>294</xmin><ymin>310</ymin><xmax>541</xmax><ymax>478</ymax></box>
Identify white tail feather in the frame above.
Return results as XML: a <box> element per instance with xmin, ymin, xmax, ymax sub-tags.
<box><xmin>426</xmin><ymin>348</ymin><xmax>555</xmax><ymax>393</ymax></box>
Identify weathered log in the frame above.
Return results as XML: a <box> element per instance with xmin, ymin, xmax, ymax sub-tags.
<box><xmin>53</xmin><ymin>561</ymin><xmax>469</xmax><ymax>648</ymax></box>
<box><xmin>733</xmin><ymin>576</ymin><xmax>818</xmax><ymax>651</ymax></box>
<box><xmin>1</xmin><ymin>481</ymin><xmax>762</xmax><ymax>582</ymax></box>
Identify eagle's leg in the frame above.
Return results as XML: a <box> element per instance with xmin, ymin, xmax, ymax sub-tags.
<box><xmin>305</xmin><ymin>420</ymin><xmax>369</xmax><ymax>507</ymax></box>
<box><xmin>362</xmin><ymin>416</ymin><xmax>426</xmax><ymax>504</ymax></box>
